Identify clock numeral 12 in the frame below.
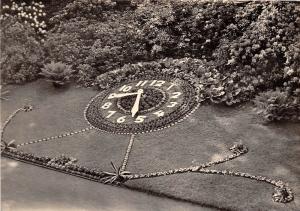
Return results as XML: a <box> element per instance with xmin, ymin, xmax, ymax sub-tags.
<box><xmin>149</xmin><ymin>80</ymin><xmax>165</xmax><ymax>87</ymax></box>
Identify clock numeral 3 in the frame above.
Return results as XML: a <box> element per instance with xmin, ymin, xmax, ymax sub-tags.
<box><xmin>167</xmin><ymin>102</ymin><xmax>178</xmax><ymax>108</ymax></box>
<box><xmin>153</xmin><ymin>110</ymin><xmax>165</xmax><ymax>117</ymax></box>
<box><xmin>102</xmin><ymin>102</ymin><xmax>112</xmax><ymax>109</ymax></box>
<box><xmin>170</xmin><ymin>92</ymin><xmax>182</xmax><ymax>99</ymax></box>
<box><xmin>134</xmin><ymin>115</ymin><xmax>147</xmax><ymax>123</ymax></box>
<box><xmin>117</xmin><ymin>116</ymin><xmax>126</xmax><ymax>123</ymax></box>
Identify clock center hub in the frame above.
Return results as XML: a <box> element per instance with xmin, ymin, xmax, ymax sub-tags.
<box><xmin>117</xmin><ymin>87</ymin><xmax>167</xmax><ymax>114</ymax></box>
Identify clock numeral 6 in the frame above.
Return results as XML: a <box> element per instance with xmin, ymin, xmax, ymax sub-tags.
<box><xmin>117</xmin><ymin>116</ymin><xmax>126</xmax><ymax>123</ymax></box>
<box><xmin>119</xmin><ymin>85</ymin><xmax>132</xmax><ymax>92</ymax></box>
<box><xmin>170</xmin><ymin>92</ymin><xmax>182</xmax><ymax>98</ymax></box>
<box><xmin>134</xmin><ymin>115</ymin><xmax>147</xmax><ymax>123</ymax></box>
<box><xmin>167</xmin><ymin>102</ymin><xmax>178</xmax><ymax>108</ymax></box>
<box><xmin>153</xmin><ymin>110</ymin><xmax>165</xmax><ymax>117</ymax></box>
<box><xmin>101</xmin><ymin>102</ymin><xmax>112</xmax><ymax>109</ymax></box>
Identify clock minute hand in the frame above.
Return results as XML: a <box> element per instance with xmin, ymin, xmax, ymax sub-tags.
<box><xmin>131</xmin><ymin>89</ymin><xmax>143</xmax><ymax>118</ymax></box>
<box><xmin>108</xmin><ymin>92</ymin><xmax>139</xmax><ymax>99</ymax></box>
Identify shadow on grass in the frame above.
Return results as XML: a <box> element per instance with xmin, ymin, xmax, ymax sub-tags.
<box><xmin>124</xmin><ymin>184</ymin><xmax>236</xmax><ymax>211</ymax></box>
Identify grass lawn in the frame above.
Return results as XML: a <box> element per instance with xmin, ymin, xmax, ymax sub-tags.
<box><xmin>1</xmin><ymin>158</ymin><xmax>206</xmax><ymax>211</ymax></box>
<box><xmin>1</xmin><ymin>80</ymin><xmax>300</xmax><ymax>211</ymax></box>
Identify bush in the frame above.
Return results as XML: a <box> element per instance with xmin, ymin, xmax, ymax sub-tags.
<box><xmin>95</xmin><ymin>58</ymin><xmax>210</xmax><ymax>90</ymax></box>
<box><xmin>284</xmin><ymin>34</ymin><xmax>300</xmax><ymax>96</ymax></box>
<box><xmin>134</xmin><ymin>1</ymin><xmax>239</xmax><ymax>59</ymax></box>
<box><xmin>45</xmin><ymin>0</ymin><xmax>243</xmax><ymax>85</ymax></box>
<box><xmin>1</xmin><ymin>0</ymin><xmax>47</xmax><ymax>37</ymax></box>
<box><xmin>40</xmin><ymin>61</ymin><xmax>74</xmax><ymax>87</ymax></box>
<box><xmin>0</xmin><ymin>16</ymin><xmax>44</xmax><ymax>84</ymax></box>
<box><xmin>215</xmin><ymin>3</ymin><xmax>299</xmax><ymax>95</ymax></box>
<box><xmin>94</xmin><ymin>57</ymin><xmax>259</xmax><ymax>106</ymax></box>
<box><xmin>45</xmin><ymin>3</ymin><xmax>148</xmax><ymax>86</ymax></box>
<box><xmin>253</xmin><ymin>90</ymin><xmax>300</xmax><ymax>122</ymax></box>
<box><xmin>49</xmin><ymin>0</ymin><xmax>118</xmax><ymax>25</ymax></box>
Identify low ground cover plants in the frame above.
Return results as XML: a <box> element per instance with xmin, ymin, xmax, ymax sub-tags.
<box><xmin>39</xmin><ymin>61</ymin><xmax>74</xmax><ymax>87</ymax></box>
<box><xmin>0</xmin><ymin>0</ymin><xmax>299</xmax><ymax>121</ymax></box>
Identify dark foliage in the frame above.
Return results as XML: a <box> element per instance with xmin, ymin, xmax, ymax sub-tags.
<box><xmin>1</xmin><ymin>0</ymin><xmax>299</xmax><ymax>121</ymax></box>
<box><xmin>1</xmin><ymin>0</ymin><xmax>47</xmax><ymax>37</ymax></box>
<box><xmin>44</xmin><ymin>0</ymin><xmax>148</xmax><ymax>86</ymax></box>
<box><xmin>253</xmin><ymin>90</ymin><xmax>300</xmax><ymax>122</ymax></box>
<box><xmin>0</xmin><ymin>16</ymin><xmax>44</xmax><ymax>84</ymax></box>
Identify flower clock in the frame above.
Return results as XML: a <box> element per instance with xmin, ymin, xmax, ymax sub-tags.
<box><xmin>84</xmin><ymin>76</ymin><xmax>199</xmax><ymax>134</ymax></box>
<box><xmin>0</xmin><ymin>74</ymin><xmax>294</xmax><ymax>204</ymax></box>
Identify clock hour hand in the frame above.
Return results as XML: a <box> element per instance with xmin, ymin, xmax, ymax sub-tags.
<box><xmin>131</xmin><ymin>89</ymin><xmax>143</xmax><ymax>118</ymax></box>
<box><xmin>108</xmin><ymin>92</ymin><xmax>139</xmax><ymax>99</ymax></box>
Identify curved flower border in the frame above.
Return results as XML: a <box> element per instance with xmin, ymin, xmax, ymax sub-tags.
<box><xmin>0</xmin><ymin>103</ymin><xmax>295</xmax><ymax>204</ymax></box>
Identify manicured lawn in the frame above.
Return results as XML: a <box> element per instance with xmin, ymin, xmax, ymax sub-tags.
<box><xmin>2</xmin><ymin>80</ymin><xmax>300</xmax><ymax>210</ymax></box>
<box><xmin>2</xmin><ymin>158</ymin><xmax>206</xmax><ymax>211</ymax></box>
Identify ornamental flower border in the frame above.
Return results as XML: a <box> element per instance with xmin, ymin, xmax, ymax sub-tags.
<box><xmin>0</xmin><ymin>102</ymin><xmax>295</xmax><ymax>204</ymax></box>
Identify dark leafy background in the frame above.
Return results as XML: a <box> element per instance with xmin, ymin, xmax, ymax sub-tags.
<box><xmin>1</xmin><ymin>0</ymin><xmax>299</xmax><ymax>121</ymax></box>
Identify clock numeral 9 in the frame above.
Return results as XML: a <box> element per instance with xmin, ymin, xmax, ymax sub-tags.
<box><xmin>134</xmin><ymin>115</ymin><xmax>147</xmax><ymax>123</ymax></box>
<box><xmin>117</xmin><ymin>116</ymin><xmax>126</xmax><ymax>123</ymax></box>
<box><xmin>153</xmin><ymin>110</ymin><xmax>165</xmax><ymax>117</ymax></box>
<box><xmin>101</xmin><ymin>102</ymin><xmax>112</xmax><ymax>109</ymax></box>
<box><xmin>119</xmin><ymin>85</ymin><xmax>132</xmax><ymax>92</ymax></box>
<box><xmin>107</xmin><ymin>93</ymin><xmax>116</xmax><ymax>99</ymax></box>
<box><xmin>170</xmin><ymin>92</ymin><xmax>182</xmax><ymax>98</ymax></box>
<box><xmin>149</xmin><ymin>80</ymin><xmax>165</xmax><ymax>87</ymax></box>
<box><xmin>167</xmin><ymin>102</ymin><xmax>178</xmax><ymax>108</ymax></box>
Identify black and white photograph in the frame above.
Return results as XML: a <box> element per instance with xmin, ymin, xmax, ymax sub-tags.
<box><xmin>1</xmin><ymin>0</ymin><xmax>300</xmax><ymax>210</ymax></box>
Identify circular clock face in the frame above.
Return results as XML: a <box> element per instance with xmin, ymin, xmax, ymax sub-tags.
<box><xmin>84</xmin><ymin>77</ymin><xmax>199</xmax><ymax>134</ymax></box>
